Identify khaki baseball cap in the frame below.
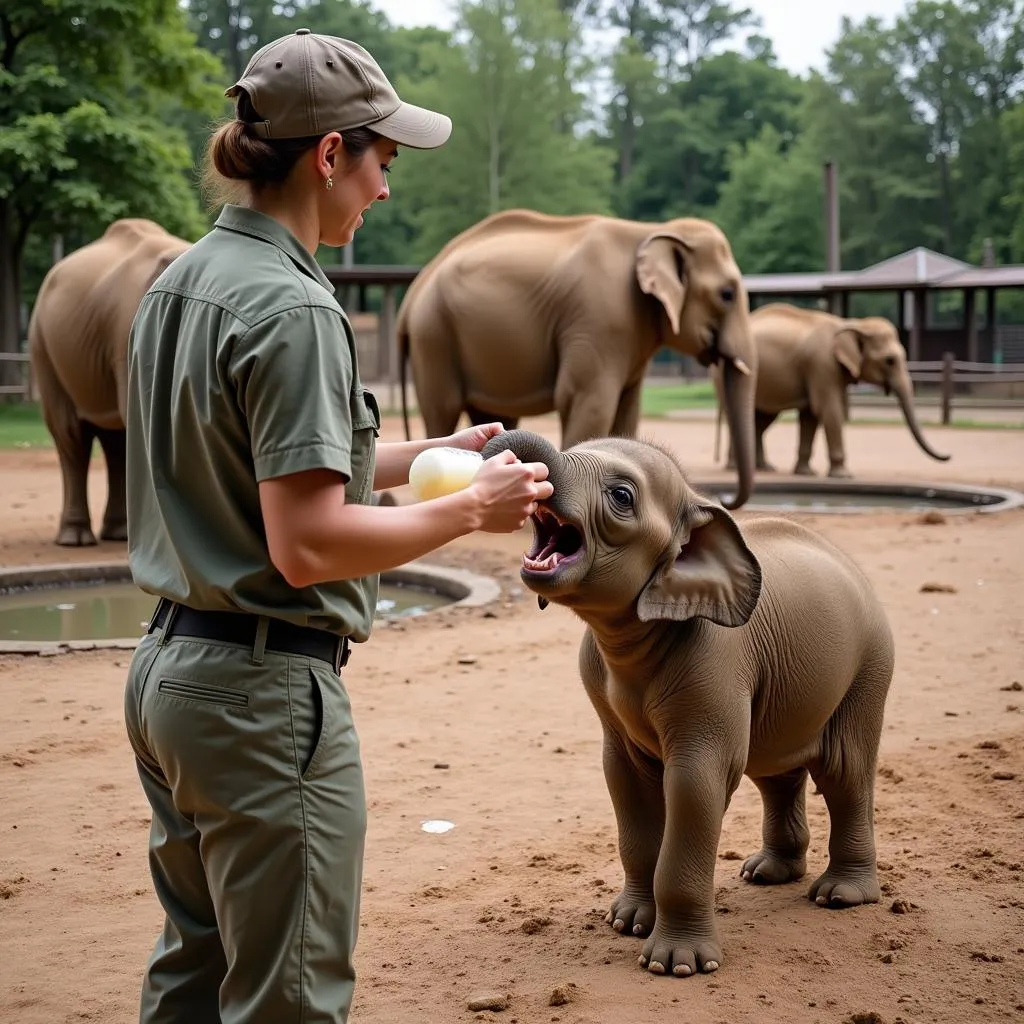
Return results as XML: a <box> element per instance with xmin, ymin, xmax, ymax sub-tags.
<box><xmin>225</xmin><ymin>28</ymin><xmax>452</xmax><ymax>149</ymax></box>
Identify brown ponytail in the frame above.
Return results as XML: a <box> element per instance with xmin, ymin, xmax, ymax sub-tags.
<box><xmin>199</xmin><ymin>89</ymin><xmax>383</xmax><ymax>209</ymax></box>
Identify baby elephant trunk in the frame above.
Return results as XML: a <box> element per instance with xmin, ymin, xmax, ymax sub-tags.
<box><xmin>481</xmin><ymin>429</ymin><xmax>567</xmax><ymax>493</ymax></box>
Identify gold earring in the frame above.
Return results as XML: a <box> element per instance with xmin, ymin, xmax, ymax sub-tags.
<box><xmin>325</xmin><ymin>176</ymin><xmax>334</xmax><ymax>191</ymax></box>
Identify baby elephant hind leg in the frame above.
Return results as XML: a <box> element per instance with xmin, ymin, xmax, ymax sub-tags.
<box><xmin>741</xmin><ymin>767</ymin><xmax>810</xmax><ymax>885</ymax></box>
<box><xmin>807</xmin><ymin>665</ymin><xmax>891</xmax><ymax>909</ymax></box>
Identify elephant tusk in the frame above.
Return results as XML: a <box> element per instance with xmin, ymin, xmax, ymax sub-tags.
<box><xmin>731</xmin><ymin>358</ymin><xmax>751</xmax><ymax>377</ymax></box>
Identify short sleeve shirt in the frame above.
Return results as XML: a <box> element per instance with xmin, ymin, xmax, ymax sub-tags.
<box><xmin>125</xmin><ymin>205</ymin><xmax>380</xmax><ymax>642</ymax></box>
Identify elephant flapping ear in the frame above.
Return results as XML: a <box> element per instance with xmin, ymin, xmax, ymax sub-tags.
<box><xmin>833</xmin><ymin>327</ymin><xmax>863</xmax><ymax>382</ymax></box>
<box><xmin>636</xmin><ymin>504</ymin><xmax>762</xmax><ymax>627</ymax></box>
<box><xmin>635</xmin><ymin>233</ymin><xmax>691</xmax><ymax>336</ymax></box>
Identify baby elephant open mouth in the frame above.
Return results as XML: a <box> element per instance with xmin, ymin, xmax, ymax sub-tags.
<box><xmin>523</xmin><ymin>507</ymin><xmax>585</xmax><ymax>575</ymax></box>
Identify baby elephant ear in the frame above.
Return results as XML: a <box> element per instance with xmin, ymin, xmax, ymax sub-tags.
<box><xmin>636</xmin><ymin>505</ymin><xmax>762</xmax><ymax>627</ymax></box>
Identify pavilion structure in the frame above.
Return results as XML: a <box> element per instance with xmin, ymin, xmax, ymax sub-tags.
<box><xmin>742</xmin><ymin>247</ymin><xmax>1024</xmax><ymax>364</ymax></box>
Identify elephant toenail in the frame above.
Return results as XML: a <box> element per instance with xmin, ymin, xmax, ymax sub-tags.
<box><xmin>705</xmin><ymin>961</ymin><xmax>719</xmax><ymax>971</ymax></box>
<box><xmin>816</xmin><ymin>896</ymin><xmax>827</xmax><ymax>905</ymax></box>
<box><xmin>649</xmin><ymin>961</ymin><xmax>666</xmax><ymax>974</ymax></box>
<box><xmin>638</xmin><ymin>955</ymin><xmax>647</xmax><ymax>966</ymax></box>
<box><xmin>633</xmin><ymin>924</ymin><xmax>644</xmax><ymax>935</ymax></box>
<box><xmin>613</xmin><ymin>918</ymin><xmax>625</xmax><ymax>932</ymax></box>
<box><xmin>673</xmin><ymin>964</ymin><xmax>692</xmax><ymax>976</ymax></box>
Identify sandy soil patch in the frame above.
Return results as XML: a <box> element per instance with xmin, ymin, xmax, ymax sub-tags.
<box><xmin>2</xmin><ymin>414</ymin><xmax>1022</xmax><ymax>1023</ymax></box>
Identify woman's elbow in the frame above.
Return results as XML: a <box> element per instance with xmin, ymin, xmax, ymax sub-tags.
<box><xmin>268</xmin><ymin>537</ymin><xmax>317</xmax><ymax>589</ymax></box>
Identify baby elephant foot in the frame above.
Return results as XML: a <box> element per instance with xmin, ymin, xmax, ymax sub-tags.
<box><xmin>793</xmin><ymin>463</ymin><xmax>816</xmax><ymax>477</ymax></box>
<box><xmin>740</xmin><ymin>849</ymin><xmax>806</xmax><ymax>885</ymax></box>
<box><xmin>807</xmin><ymin>867</ymin><xmax>880</xmax><ymax>908</ymax></box>
<box><xmin>828</xmin><ymin>466</ymin><xmax>853</xmax><ymax>479</ymax></box>
<box><xmin>639</xmin><ymin>924</ymin><xmax>723</xmax><ymax>978</ymax></box>
<box><xmin>605</xmin><ymin>888</ymin><xmax>657</xmax><ymax>938</ymax></box>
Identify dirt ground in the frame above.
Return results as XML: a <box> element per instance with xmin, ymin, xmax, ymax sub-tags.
<box><xmin>2</xmin><ymin>412</ymin><xmax>1023</xmax><ymax>1024</ymax></box>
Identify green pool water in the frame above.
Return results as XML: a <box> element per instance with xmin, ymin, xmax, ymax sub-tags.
<box><xmin>0</xmin><ymin>581</ymin><xmax>450</xmax><ymax>643</ymax></box>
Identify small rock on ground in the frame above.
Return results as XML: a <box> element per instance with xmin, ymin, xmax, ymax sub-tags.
<box><xmin>467</xmin><ymin>992</ymin><xmax>509</xmax><ymax>1012</ymax></box>
<box><xmin>549</xmin><ymin>983</ymin><xmax>577</xmax><ymax>1006</ymax></box>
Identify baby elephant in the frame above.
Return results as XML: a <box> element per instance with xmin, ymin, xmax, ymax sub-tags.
<box><xmin>481</xmin><ymin>429</ymin><xmax>895</xmax><ymax>978</ymax></box>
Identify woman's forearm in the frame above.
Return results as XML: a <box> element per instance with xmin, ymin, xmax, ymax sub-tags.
<box><xmin>267</xmin><ymin>480</ymin><xmax>485</xmax><ymax>587</ymax></box>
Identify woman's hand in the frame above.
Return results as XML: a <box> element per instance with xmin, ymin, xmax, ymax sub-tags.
<box><xmin>445</xmin><ymin>422</ymin><xmax>506</xmax><ymax>453</ymax></box>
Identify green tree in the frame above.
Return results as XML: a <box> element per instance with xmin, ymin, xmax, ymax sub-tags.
<box><xmin>797</xmin><ymin>17</ymin><xmax>939</xmax><ymax>269</ymax></box>
<box><xmin>894</xmin><ymin>1</ymin><xmax>987</xmax><ymax>254</ymax></box>
<box><xmin>714</xmin><ymin>124</ymin><xmax>824</xmax><ymax>273</ymax></box>
<box><xmin>0</xmin><ymin>0</ymin><xmax>224</xmax><ymax>371</ymax></box>
<box><xmin>622</xmin><ymin>43</ymin><xmax>804</xmax><ymax>219</ymax></box>
<box><xmin>396</xmin><ymin>0</ymin><xmax>615</xmax><ymax>261</ymax></box>
<box><xmin>1003</xmin><ymin>102</ymin><xmax>1024</xmax><ymax>259</ymax></box>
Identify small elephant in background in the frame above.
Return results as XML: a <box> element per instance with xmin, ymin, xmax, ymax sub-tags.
<box><xmin>28</xmin><ymin>219</ymin><xmax>192</xmax><ymax>546</ymax></box>
<box><xmin>711</xmin><ymin>302</ymin><xmax>950</xmax><ymax>478</ymax></box>
<box><xmin>481</xmin><ymin>428</ymin><xmax>894</xmax><ymax>978</ymax></box>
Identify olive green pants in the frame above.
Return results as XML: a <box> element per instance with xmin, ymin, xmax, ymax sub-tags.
<box><xmin>123</xmin><ymin>623</ymin><xmax>366</xmax><ymax>1024</ymax></box>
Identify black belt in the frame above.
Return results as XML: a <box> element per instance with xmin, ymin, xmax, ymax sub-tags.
<box><xmin>148</xmin><ymin>599</ymin><xmax>350</xmax><ymax>673</ymax></box>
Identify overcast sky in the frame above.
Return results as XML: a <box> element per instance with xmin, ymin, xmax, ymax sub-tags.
<box><xmin>371</xmin><ymin>0</ymin><xmax>901</xmax><ymax>76</ymax></box>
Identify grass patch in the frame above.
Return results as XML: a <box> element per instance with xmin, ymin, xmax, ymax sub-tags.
<box><xmin>640</xmin><ymin>381</ymin><xmax>718</xmax><ymax>416</ymax></box>
<box><xmin>0</xmin><ymin>402</ymin><xmax>53</xmax><ymax>448</ymax></box>
<box><xmin>2</xmin><ymin>390</ymin><xmax>1019</xmax><ymax>450</ymax></box>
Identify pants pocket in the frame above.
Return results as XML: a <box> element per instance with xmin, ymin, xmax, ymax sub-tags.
<box><xmin>157</xmin><ymin>678</ymin><xmax>250</xmax><ymax>709</ymax></box>
<box><xmin>296</xmin><ymin>666</ymin><xmax>330</xmax><ymax>781</ymax></box>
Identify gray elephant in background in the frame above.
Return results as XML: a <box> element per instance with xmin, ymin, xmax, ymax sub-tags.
<box><xmin>28</xmin><ymin>219</ymin><xmax>192</xmax><ymax>545</ymax></box>
<box><xmin>712</xmin><ymin>302</ymin><xmax>950</xmax><ymax>477</ymax></box>
<box><xmin>481</xmin><ymin>428</ymin><xmax>894</xmax><ymax>977</ymax></box>
<box><xmin>396</xmin><ymin>208</ymin><xmax>759</xmax><ymax>510</ymax></box>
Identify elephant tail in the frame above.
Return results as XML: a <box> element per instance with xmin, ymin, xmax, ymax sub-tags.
<box><xmin>397</xmin><ymin>305</ymin><xmax>412</xmax><ymax>443</ymax></box>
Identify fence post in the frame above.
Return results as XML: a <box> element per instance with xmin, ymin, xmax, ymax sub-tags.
<box><xmin>941</xmin><ymin>351</ymin><xmax>954</xmax><ymax>425</ymax></box>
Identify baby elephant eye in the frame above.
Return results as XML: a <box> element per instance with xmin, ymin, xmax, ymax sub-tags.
<box><xmin>611</xmin><ymin>486</ymin><xmax>634</xmax><ymax>508</ymax></box>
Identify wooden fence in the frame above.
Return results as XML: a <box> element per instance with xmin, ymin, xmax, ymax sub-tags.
<box><xmin>907</xmin><ymin>354</ymin><xmax>1024</xmax><ymax>423</ymax></box>
<box><xmin>0</xmin><ymin>352</ymin><xmax>32</xmax><ymax>399</ymax></box>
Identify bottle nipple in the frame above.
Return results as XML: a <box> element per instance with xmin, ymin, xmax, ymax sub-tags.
<box><xmin>408</xmin><ymin>446</ymin><xmax>484</xmax><ymax>501</ymax></box>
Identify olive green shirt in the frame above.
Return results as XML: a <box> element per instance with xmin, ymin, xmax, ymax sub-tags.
<box><xmin>125</xmin><ymin>205</ymin><xmax>380</xmax><ymax>642</ymax></box>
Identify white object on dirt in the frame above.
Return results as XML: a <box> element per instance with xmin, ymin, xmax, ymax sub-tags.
<box><xmin>421</xmin><ymin>819</ymin><xmax>456</xmax><ymax>834</ymax></box>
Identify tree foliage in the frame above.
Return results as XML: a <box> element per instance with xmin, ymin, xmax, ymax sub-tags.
<box><xmin>6</xmin><ymin>0</ymin><xmax>1024</xmax><ymax>360</ymax></box>
<box><xmin>0</xmin><ymin>0</ymin><xmax>224</xmax><ymax>360</ymax></box>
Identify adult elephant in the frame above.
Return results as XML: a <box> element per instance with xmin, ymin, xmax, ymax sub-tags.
<box><xmin>28</xmin><ymin>219</ymin><xmax>192</xmax><ymax>545</ymax></box>
<box><xmin>396</xmin><ymin>209</ymin><xmax>757</xmax><ymax>510</ymax></box>
<box><xmin>712</xmin><ymin>302</ymin><xmax>949</xmax><ymax>478</ymax></box>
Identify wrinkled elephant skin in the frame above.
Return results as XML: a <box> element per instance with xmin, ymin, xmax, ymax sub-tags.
<box><xmin>482</xmin><ymin>428</ymin><xmax>895</xmax><ymax>977</ymax></box>
<box><xmin>397</xmin><ymin>209</ymin><xmax>758</xmax><ymax>509</ymax></box>
<box><xmin>712</xmin><ymin>302</ymin><xmax>950</xmax><ymax>478</ymax></box>
<box><xmin>28</xmin><ymin>219</ymin><xmax>192</xmax><ymax>546</ymax></box>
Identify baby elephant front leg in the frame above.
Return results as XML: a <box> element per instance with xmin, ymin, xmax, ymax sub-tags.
<box><xmin>601</xmin><ymin>731</ymin><xmax>665</xmax><ymax>940</ymax></box>
<box><xmin>640</xmin><ymin>763</ymin><xmax>730</xmax><ymax>977</ymax></box>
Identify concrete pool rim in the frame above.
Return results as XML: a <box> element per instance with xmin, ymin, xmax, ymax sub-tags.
<box><xmin>0</xmin><ymin>559</ymin><xmax>502</xmax><ymax>656</ymax></box>
<box><xmin>691</xmin><ymin>477</ymin><xmax>1024</xmax><ymax>515</ymax></box>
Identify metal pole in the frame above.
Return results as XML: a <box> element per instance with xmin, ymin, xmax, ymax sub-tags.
<box><xmin>941</xmin><ymin>351</ymin><xmax>954</xmax><ymax>425</ymax></box>
<box><xmin>824</xmin><ymin>162</ymin><xmax>840</xmax><ymax>273</ymax></box>
<box><xmin>824</xmin><ymin>162</ymin><xmax>841</xmax><ymax>315</ymax></box>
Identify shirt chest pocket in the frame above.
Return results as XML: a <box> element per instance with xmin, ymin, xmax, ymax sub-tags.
<box><xmin>346</xmin><ymin>388</ymin><xmax>380</xmax><ymax>506</ymax></box>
